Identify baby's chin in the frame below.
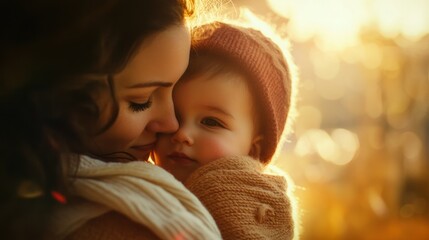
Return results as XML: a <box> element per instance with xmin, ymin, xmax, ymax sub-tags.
<box><xmin>162</xmin><ymin>160</ymin><xmax>199</xmax><ymax>183</ymax></box>
<box><xmin>170</xmin><ymin>168</ymin><xmax>195</xmax><ymax>184</ymax></box>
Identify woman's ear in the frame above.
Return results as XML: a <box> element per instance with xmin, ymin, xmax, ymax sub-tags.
<box><xmin>249</xmin><ymin>135</ymin><xmax>263</xmax><ymax>160</ymax></box>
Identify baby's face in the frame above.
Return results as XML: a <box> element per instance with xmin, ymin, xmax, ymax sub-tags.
<box><xmin>153</xmin><ymin>74</ymin><xmax>259</xmax><ymax>183</ymax></box>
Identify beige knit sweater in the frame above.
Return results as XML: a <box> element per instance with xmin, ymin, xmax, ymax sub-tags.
<box><xmin>48</xmin><ymin>156</ymin><xmax>221</xmax><ymax>240</ymax></box>
<box><xmin>185</xmin><ymin>156</ymin><xmax>296</xmax><ymax>240</ymax></box>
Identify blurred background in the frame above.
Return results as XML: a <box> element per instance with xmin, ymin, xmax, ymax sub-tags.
<box><xmin>227</xmin><ymin>0</ymin><xmax>429</xmax><ymax>239</ymax></box>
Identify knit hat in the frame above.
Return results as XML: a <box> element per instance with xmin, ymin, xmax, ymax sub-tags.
<box><xmin>191</xmin><ymin>22</ymin><xmax>295</xmax><ymax>164</ymax></box>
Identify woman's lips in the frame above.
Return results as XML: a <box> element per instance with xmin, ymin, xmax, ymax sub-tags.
<box><xmin>130</xmin><ymin>143</ymin><xmax>155</xmax><ymax>159</ymax></box>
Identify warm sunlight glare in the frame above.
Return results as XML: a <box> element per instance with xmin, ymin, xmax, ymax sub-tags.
<box><xmin>373</xmin><ymin>0</ymin><xmax>429</xmax><ymax>41</ymax></box>
<box><xmin>268</xmin><ymin>0</ymin><xmax>429</xmax><ymax>50</ymax></box>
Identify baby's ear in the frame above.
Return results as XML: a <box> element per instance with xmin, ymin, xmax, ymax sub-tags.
<box><xmin>249</xmin><ymin>135</ymin><xmax>263</xmax><ymax>160</ymax></box>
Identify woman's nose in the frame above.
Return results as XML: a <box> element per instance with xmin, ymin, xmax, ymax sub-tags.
<box><xmin>171</xmin><ymin>126</ymin><xmax>193</xmax><ymax>145</ymax></box>
<box><xmin>147</xmin><ymin>96</ymin><xmax>179</xmax><ymax>134</ymax></box>
<box><xmin>159</xmin><ymin>112</ymin><xmax>179</xmax><ymax>133</ymax></box>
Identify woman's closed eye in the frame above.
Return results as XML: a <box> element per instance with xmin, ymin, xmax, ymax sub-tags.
<box><xmin>201</xmin><ymin>117</ymin><xmax>225</xmax><ymax>128</ymax></box>
<box><xmin>129</xmin><ymin>99</ymin><xmax>152</xmax><ymax>112</ymax></box>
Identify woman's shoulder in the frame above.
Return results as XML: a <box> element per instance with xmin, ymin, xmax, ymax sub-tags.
<box><xmin>66</xmin><ymin>211</ymin><xmax>160</xmax><ymax>240</ymax></box>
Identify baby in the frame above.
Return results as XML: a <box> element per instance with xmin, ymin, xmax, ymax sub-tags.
<box><xmin>153</xmin><ymin>21</ymin><xmax>298</xmax><ymax>239</ymax></box>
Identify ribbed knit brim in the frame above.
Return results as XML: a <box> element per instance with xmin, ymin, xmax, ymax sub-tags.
<box><xmin>191</xmin><ymin>22</ymin><xmax>292</xmax><ymax>164</ymax></box>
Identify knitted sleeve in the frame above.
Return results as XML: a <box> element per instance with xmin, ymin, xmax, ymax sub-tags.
<box><xmin>185</xmin><ymin>156</ymin><xmax>295</xmax><ymax>240</ymax></box>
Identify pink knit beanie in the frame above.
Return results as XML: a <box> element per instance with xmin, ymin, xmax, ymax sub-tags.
<box><xmin>191</xmin><ymin>22</ymin><xmax>294</xmax><ymax>164</ymax></box>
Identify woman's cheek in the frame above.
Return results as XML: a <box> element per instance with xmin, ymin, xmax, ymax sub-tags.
<box><xmin>105</xmin><ymin>112</ymin><xmax>145</xmax><ymax>146</ymax></box>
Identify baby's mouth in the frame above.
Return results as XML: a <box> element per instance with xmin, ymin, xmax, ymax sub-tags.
<box><xmin>167</xmin><ymin>152</ymin><xmax>197</xmax><ymax>165</ymax></box>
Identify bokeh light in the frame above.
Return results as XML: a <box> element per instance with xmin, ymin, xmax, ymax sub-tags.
<box><xmin>229</xmin><ymin>0</ymin><xmax>429</xmax><ymax>239</ymax></box>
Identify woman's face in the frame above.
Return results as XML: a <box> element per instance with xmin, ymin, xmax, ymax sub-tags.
<box><xmin>88</xmin><ymin>24</ymin><xmax>190</xmax><ymax>161</ymax></box>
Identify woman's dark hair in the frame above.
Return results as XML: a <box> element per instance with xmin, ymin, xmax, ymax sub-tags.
<box><xmin>0</xmin><ymin>0</ymin><xmax>194</xmax><ymax>238</ymax></box>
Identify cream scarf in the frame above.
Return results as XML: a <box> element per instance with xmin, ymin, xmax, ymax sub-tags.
<box><xmin>50</xmin><ymin>156</ymin><xmax>221</xmax><ymax>240</ymax></box>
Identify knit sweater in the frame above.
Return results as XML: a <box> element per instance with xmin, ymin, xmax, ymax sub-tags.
<box><xmin>48</xmin><ymin>156</ymin><xmax>221</xmax><ymax>240</ymax></box>
<box><xmin>185</xmin><ymin>156</ymin><xmax>295</xmax><ymax>240</ymax></box>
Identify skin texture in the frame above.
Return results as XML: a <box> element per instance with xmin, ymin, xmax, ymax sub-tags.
<box><xmin>154</xmin><ymin>73</ymin><xmax>262</xmax><ymax>183</ymax></box>
<box><xmin>87</xmin><ymin>25</ymin><xmax>191</xmax><ymax>161</ymax></box>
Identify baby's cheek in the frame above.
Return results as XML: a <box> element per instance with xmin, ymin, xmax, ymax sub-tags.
<box><xmin>199</xmin><ymin>138</ymin><xmax>238</xmax><ymax>164</ymax></box>
<box><xmin>155</xmin><ymin>135</ymin><xmax>171</xmax><ymax>153</ymax></box>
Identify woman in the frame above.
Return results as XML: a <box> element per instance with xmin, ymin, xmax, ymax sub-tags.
<box><xmin>0</xmin><ymin>0</ymin><xmax>220</xmax><ymax>239</ymax></box>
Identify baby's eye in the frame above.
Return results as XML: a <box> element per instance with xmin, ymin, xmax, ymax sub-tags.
<box><xmin>201</xmin><ymin>117</ymin><xmax>224</xmax><ymax>128</ymax></box>
<box><xmin>129</xmin><ymin>99</ymin><xmax>152</xmax><ymax>112</ymax></box>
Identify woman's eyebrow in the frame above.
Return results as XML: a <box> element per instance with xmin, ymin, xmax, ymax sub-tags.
<box><xmin>127</xmin><ymin>81</ymin><xmax>173</xmax><ymax>88</ymax></box>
